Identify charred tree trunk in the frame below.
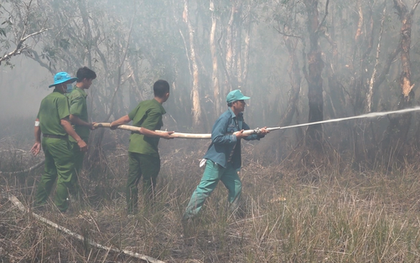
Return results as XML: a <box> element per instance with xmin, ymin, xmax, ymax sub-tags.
<box><xmin>321</xmin><ymin>6</ymin><xmax>340</xmax><ymax>120</ymax></box>
<box><xmin>303</xmin><ymin>0</ymin><xmax>325</xmax><ymax>149</ymax></box>
<box><xmin>349</xmin><ymin>0</ymin><xmax>373</xmax><ymax>116</ymax></box>
<box><xmin>383</xmin><ymin>0</ymin><xmax>419</xmax><ymax>164</ymax></box>
<box><xmin>349</xmin><ymin>1</ymin><xmax>375</xmax><ymax>167</ymax></box>
<box><xmin>280</xmin><ymin>35</ymin><xmax>302</xmax><ymax>131</ymax></box>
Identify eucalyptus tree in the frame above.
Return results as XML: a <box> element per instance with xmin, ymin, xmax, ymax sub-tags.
<box><xmin>301</xmin><ymin>0</ymin><xmax>330</xmax><ymax>149</ymax></box>
<box><xmin>164</xmin><ymin>0</ymin><xmax>267</xmax><ymax>130</ymax></box>
<box><xmin>215</xmin><ymin>0</ymin><xmax>256</xmax><ymax>107</ymax></box>
<box><xmin>264</xmin><ymin>0</ymin><xmax>415</xmax><ymax>164</ymax></box>
<box><xmin>26</xmin><ymin>0</ymin><xmax>141</xmax><ymax>118</ymax></box>
<box><xmin>307</xmin><ymin>0</ymin><xmax>420</xmax><ymax>164</ymax></box>
<box><xmin>322</xmin><ymin>0</ymin><xmax>386</xmax><ymax>165</ymax></box>
<box><xmin>382</xmin><ymin>0</ymin><xmax>420</xmax><ymax>163</ymax></box>
<box><xmin>262</xmin><ymin>0</ymin><xmax>329</xmax><ymax>151</ymax></box>
<box><xmin>19</xmin><ymin>0</ymin><xmax>148</xmax><ymax>171</ymax></box>
<box><xmin>0</xmin><ymin>0</ymin><xmax>49</xmax><ymax>66</ymax></box>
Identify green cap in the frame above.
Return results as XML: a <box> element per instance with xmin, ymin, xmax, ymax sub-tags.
<box><xmin>226</xmin><ymin>89</ymin><xmax>250</xmax><ymax>104</ymax></box>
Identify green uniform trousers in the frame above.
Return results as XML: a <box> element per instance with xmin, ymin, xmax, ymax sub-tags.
<box><xmin>35</xmin><ymin>137</ymin><xmax>75</xmax><ymax>212</ymax></box>
<box><xmin>72</xmin><ymin>141</ymin><xmax>85</xmax><ymax>176</ymax></box>
<box><xmin>183</xmin><ymin>159</ymin><xmax>242</xmax><ymax>220</ymax></box>
<box><xmin>127</xmin><ymin>152</ymin><xmax>160</xmax><ymax>214</ymax></box>
<box><xmin>70</xmin><ymin>140</ymin><xmax>86</xmax><ymax>198</ymax></box>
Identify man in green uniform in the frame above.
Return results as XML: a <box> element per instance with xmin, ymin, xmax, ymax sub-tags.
<box><xmin>67</xmin><ymin>67</ymin><xmax>97</xmax><ymax>178</ymax></box>
<box><xmin>110</xmin><ymin>80</ymin><xmax>173</xmax><ymax>214</ymax></box>
<box><xmin>31</xmin><ymin>72</ymin><xmax>87</xmax><ymax>212</ymax></box>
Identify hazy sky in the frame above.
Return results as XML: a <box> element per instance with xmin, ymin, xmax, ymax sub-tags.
<box><xmin>0</xmin><ymin>57</ymin><xmax>54</xmax><ymax>120</ymax></box>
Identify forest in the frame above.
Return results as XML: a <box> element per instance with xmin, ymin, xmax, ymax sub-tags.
<box><xmin>2</xmin><ymin>0</ymin><xmax>420</xmax><ymax>262</ymax></box>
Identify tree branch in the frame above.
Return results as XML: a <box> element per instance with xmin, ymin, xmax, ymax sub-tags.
<box><xmin>1</xmin><ymin>190</ymin><xmax>166</xmax><ymax>263</ymax></box>
<box><xmin>316</xmin><ymin>0</ymin><xmax>329</xmax><ymax>34</ymax></box>
<box><xmin>273</xmin><ymin>26</ymin><xmax>303</xmax><ymax>40</ymax></box>
<box><xmin>411</xmin><ymin>0</ymin><xmax>420</xmax><ymax>15</ymax></box>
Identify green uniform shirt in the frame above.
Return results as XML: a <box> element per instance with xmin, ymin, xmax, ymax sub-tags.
<box><xmin>67</xmin><ymin>87</ymin><xmax>89</xmax><ymax>141</ymax></box>
<box><xmin>128</xmin><ymin>99</ymin><xmax>166</xmax><ymax>156</ymax></box>
<box><xmin>37</xmin><ymin>90</ymin><xmax>70</xmax><ymax>136</ymax></box>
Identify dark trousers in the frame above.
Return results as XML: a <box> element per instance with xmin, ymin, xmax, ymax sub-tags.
<box><xmin>127</xmin><ymin>152</ymin><xmax>160</xmax><ymax>214</ymax></box>
<box><xmin>70</xmin><ymin>141</ymin><xmax>86</xmax><ymax>199</ymax></box>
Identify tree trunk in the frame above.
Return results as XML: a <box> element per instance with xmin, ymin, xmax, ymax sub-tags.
<box><xmin>349</xmin><ymin>1</ymin><xmax>374</xmax><ymax>166</ymax></box>
<box><xmin>304</xmin><ymin>0</ymin><xmax>324</xmax><ymax>148</ymax></box>
<box><xmin>281</xmin><ymin>35</ymin><xmax>302</xmax><ymax>129</ymax></box>
<box><xmin>224</xmin><ymin>1</ymin><xmax>235</xmax><ymax>92</ymax></box>
<box><xmin>210</xmin><ymin>0</ymin><xmax>221</xmax><ymax>115</ymax></box>
<box><xmin>367</xmin><ymin>5</ymin><xmax>386</xmax><ymax>113</ymax></box>
<box><xmin>183</xmin><ymin>0</ymin><xmax>202</xmax><ymax>127</ymax></box>
<box><xmin>232</xmin><ymin>2</ymin><xmax>242</xmax><ymax>90</ymax></box>
<box><xmin>77</xmin><ymin>0</ymin><xmax>93</xmax><ymax>68</ymax></box>
<box><xmin>242</xmin><ymin>15</ymin><xmax>251</xmax><ymax>91</ymax></box>
<box><xmin>383</xmin><ymin>0</ymin><xmax>418</xmax><ymax>160</ymax></box>
<box><xmin>380</xmin><ymin>0</ymin><xmax>419</xmax><ymax>167</ymax></box>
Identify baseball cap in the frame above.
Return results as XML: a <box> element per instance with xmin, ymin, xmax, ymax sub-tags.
<box><xmin>226</xmin><ymin>89</ymin><xmax>250</xmax><ymax>104</ymax></box>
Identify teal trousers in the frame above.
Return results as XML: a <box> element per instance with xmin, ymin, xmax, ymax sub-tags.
<box><xmin>35</xmin><ymin>137</ymin><xmax>75</xmax><ymax>212</ymax></box>
<box><xmin>127</xmin><ymin>152</ymin><xmax>160</xmax><ymax>214</ymax></box>
<box><xmin>183</xmin><ymin>159</ymin><xmax>242</xmax><ymax>220</ymax></box>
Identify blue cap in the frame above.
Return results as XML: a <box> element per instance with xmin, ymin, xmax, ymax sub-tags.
<box><xmin>226</xmin><ymin>89</ymin><xmax>250</xmax><ymax>104</ymax></box>
<box><xmin>49</xmin><ymin>72</ymin><xmax>78</xmax><ymax>88</ymax></box>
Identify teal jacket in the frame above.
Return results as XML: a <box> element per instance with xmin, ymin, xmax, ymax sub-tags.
<box><xmin>203</xmin><ymin>108</ymin><xmax>262</xmax><ymax>170</ymax></box>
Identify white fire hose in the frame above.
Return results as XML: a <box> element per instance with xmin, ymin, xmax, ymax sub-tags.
<box><xmin>93</xmin><ymin>122</ymin><xmax>273</xmax><ymax>139</ymax></box>
<box><xmin>94</xmin><ymin>106</ymin><xmax>420</xmax><ymax>139</ymax></box>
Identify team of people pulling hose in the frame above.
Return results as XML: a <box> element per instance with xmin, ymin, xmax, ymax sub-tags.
<box><xmin>31</xmin><ymin>68</ymin><xmax>269</xmax><ymax>220</ymax></box>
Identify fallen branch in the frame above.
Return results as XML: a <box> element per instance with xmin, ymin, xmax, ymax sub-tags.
<box><xmin>0</xmin><ymin>160</ymin><xmax>45</xmax><ymax>175</ymax></box>
<box><xmin>0</xmin><ymin>149</ymin><xmax>28</xmax><ymax>154</ymax></box>
<box><xmin>1</xmin><ymin>190</ymin><xmax>165</xmax><ymax>263</ymax></box>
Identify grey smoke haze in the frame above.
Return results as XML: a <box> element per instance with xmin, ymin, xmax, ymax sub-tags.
<box><xmin>0</xmin><ymin>57</ymin><xmax>51</xmax><ymax>119</ymax></box>
<box><xmin>2</xmin><ymin>0</ymin><xmax>420</xmax><ymax>143</ymax></box>
<box><xmin>0</xmin><ymin>0</ymin><xmax>292</xmax><ymax>134</ymax></box>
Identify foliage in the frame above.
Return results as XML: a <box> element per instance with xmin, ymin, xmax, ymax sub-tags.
<box><xmin>0</xmin><ymin>0</ymin><xmax>48</xmax><ymax>66</ymax></box>
<box><xmin>3</xmin><ymin>0</ymin><xmax>420</xmax><ymax>185</ymax></box>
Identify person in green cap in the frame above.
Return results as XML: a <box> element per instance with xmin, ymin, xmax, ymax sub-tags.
<box><xmin>183</xmin><ymin>89</ymin><xmax>269</xmax><ymax>221</ymax></box>
<box><xmin>67</xmin><ymin>67</ymin><xmax>97</xmax><ymax>182</ymax></box>
<box><xmin>31</xmin><ymin>72</ymin><xmax>87</xmax><ymax>213</ymax></box>
<box><xmin>110</xmin><ymin>80</ymin><xmax>174</xmax><ymax>214</ymax></box>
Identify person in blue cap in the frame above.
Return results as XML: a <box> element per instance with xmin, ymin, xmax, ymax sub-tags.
<box><xmin>31</xmin><ymin>72</ymin><xmax>87</xmax><ymax>212</ymax></box>
<box><xmin>183</xmin><ymin>89</ymin><xmax>269</xmax><ymax>221</ymax></box>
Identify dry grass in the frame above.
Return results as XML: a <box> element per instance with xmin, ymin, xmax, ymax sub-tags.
<box><xmin>2</xmin><ymin>135</ymin><xmax>420</xmax><ymax>262</ymax></box>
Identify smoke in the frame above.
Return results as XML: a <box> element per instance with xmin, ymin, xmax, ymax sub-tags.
<box><xmin>0</xmin><ymin>57</ymin><xmax>51</xmax><ymax>120</ymax></box>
